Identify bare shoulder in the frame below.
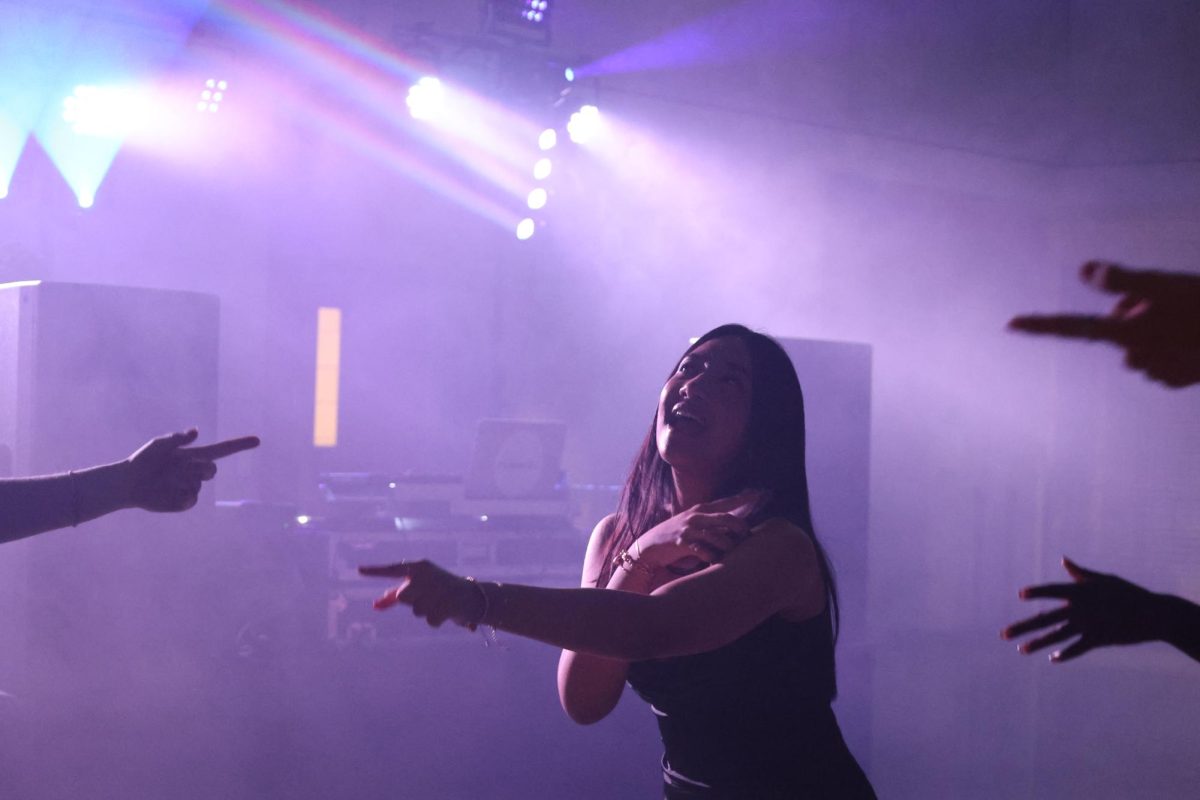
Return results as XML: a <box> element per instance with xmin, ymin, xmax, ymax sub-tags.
<box><xmin>749</xmin><ymin>517</ymin><xmax>817</xmax><ymax>556</ymax></box>
<box><xmin>588</xmin><ymin>513</ymin><xmax>620</xmax><ymax>549</ymax></box>
<box><xmin>743</xmin><ymin>517</ymin><xmax>825</xmax><ymax>621</ymax></box>
<box><xmin>580</xmin><ymin>513</ymin><xmax>620</xmax><ymax>588</ymax></box>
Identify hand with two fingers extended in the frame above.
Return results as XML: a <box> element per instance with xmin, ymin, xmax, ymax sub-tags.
<box><xmin>634</xmin><ymin>488</ymin><xmax>769</xmax><ymax>572</ymax></box>
<box><xmin>1008</xmin><ymin>260</ymin><xmax>1200</xmax><ymax>388</ymax></box>
<box><xmin>359</xmin><ymin>560</ymin><xmax>486</xmax><ymax>630</ymax></box>
<box><xmin>124</xmin><ymin>429</ymin><xmax>260</xmax><ymax>513</ymax></box>
<box><xmin>1002</xmin><ymin>557</ymin><xmax>1165</xmax><ymax>663</ymax></box>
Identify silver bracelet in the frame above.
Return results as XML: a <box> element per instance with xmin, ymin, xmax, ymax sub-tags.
<box><xmin>466</xmin><ymin>578</ymin><xmax>502</xmax><ymax>648</ymax></box>
<box><xmin>466</xmin><ymin>577</ymin><xmax>490</xmax><ymax>625</ymax></box>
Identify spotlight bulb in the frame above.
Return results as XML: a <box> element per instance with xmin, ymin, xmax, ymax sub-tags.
<box><xmin>62</xmin><ymin>85</ymin><xmax>149</xmax><ymax>137</ymax></box>
<box><xmin>567</xmin><ymin>104</ymin><xmax>602</xmax><ymax>144</ymax></box>
<box><xmin>406</xmin><ymin>76</ymin><xmax>445</xmax><ymax>121</ymax></box>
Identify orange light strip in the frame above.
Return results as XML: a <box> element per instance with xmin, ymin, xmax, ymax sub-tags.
<box><xmin>313</xmin><ymin>306</ymin><xmax>342</xmax><ymax>447</ymax></box>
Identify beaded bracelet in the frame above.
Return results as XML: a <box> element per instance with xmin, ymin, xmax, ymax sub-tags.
<box><xmin>612</xmin><ymin>548</ymin><xmax>654</xmax><ymax>578</ymax></box>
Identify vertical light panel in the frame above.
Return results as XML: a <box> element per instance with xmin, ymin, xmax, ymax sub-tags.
<box><xmin>313</xmin><ymin>307</ymin><xmax>342</xmax><ymax>447</ymax></box>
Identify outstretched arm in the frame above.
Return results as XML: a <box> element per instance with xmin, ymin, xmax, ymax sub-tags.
<box><xmin>361</xmin><ymin>515</ymin><xmax>824</xmax><ymax>663</ymax></box>
<box><xmin>1008</xmin><ymin>260</ymin><xmax>1200</xmax><ymax>388</ymax></box>
<box><xmin>1003</xmin><ymin>557</ymin><xmax>1200</xmax><ymax>664</ymax></box>
<box><xmin>0</xmin><ymin>462</ymin><xmax>129</xmax><ymax>544</ymax></box>
<box><xmin>0</xmin><ymin>429</ymin><xmax>260</xmax><ymax>544</ymax></box>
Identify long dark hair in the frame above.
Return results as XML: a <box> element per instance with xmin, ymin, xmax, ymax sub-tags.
<box><xmin>600</xmin><ymin>323</ymin><xmax>840</xmax><ymax>639</ymax></box>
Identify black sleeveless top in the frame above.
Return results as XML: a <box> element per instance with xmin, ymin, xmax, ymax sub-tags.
<box><xmin>627</xmin><ymin>608</ymin><xmax>875</xmax><ymax>798</ymax></box>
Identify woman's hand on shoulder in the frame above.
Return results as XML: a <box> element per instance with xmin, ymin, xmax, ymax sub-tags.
<box><xmin>630</xmin><ymin>515</ymin><xmax>823</xmax><ymax>658</ymax></box>
<box><xmin>635</xmin><ymin>488</ymin><xmax>769</xmax><ymax>572</ymax></box>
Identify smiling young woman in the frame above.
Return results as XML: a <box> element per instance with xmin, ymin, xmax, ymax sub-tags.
<box><xmin>360</xmin><ymin>324</ymin><xmax>875</xmax><ymax>799</ymax></box>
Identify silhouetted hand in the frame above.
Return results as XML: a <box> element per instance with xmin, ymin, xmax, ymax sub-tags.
<box><xmin>125</xmin><ymin>429</ymin><xmax>260</xmax><ymax>512</ymax></box>
<box><xmin>1002</xmin><ymin>557</ymin><xmax>1165</xmax><ymax>662</ymax></box>
<box><xmin>359</xmin><ymin>560</ymin><xmax>486</xmax><ymax>630</ymax></box>
<box><xmin>1008</xmin><ymin>260</ymin><xmax>1200</xmax><ymax>388</ymax></box>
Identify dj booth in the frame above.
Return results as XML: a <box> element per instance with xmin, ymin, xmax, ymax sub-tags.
<box><xmin>286</xmin><ymin>417</ymin><xmax>582</xmax><ymax>644</ymax></box>
<box><xmin>289</xmin><ymin>461</ymin><xmax>585</xmax><ymax>646</ymax></box>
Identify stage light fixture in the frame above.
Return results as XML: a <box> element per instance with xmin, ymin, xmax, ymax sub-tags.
<box><xmin>406</xmin><ymin>76</ymin><xmax>445</xmax><ymax>121</ymax></box>
<box><xmin>527</xmin><ymin>187</ymin><xmax>547</xmax><ymax>210</ymax></box>
<box><xmin>61</xmin><ymin>85</ymin><xmax>148</xmax><ymax>138</ymax></box>
<box><xmin>538</xmin><ymin>128</ymin><xmax>557</xmax><ymax>150</ymax></box>
<box><xmin>564</xmin><ymin>67</ymin><xmax>575</xmax><ymax>82</ymax></box>
<box><xmin>198</xmin><ymin>78</ymin><xmax>228</xmax><ymax>113</ymax></box>
<box><xmin>483</xmin><ymin>0</ymin><xmax>553</xmax><ymax>44</ymax></box>
<box><xmin>533</xmin><ymin>157</ymin><xmax>552</xmax><ymax>180</ymax></box>
<box><xmin>567</xmin><ymin>104</ymin><xmax>602</xmax><ymax>144</ymax></box>
<box><xmin>521</xmin><ymin>0</ymin><xmax>549</xmax><ymax>23</ymax></box>
<box><xmin>515</xmin><ymin>217</ymin><xmax>536</xmax><ymax>240</ymax></box>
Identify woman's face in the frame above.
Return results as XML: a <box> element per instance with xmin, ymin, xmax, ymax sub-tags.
<box><xmin>655</xmin><ymin>336</ymin><xmax>754</xmax><ymax>480</ymax></box>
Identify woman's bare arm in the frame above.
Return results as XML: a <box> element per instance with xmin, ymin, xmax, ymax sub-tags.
<box><xmin>365</xmin><ymin>519</ymin><xmax>825</xmax><ymax>662</ymax></box>
<box><xmin>556</xmin><ymin>515</ymin><xmax>667</xmax><ymax>724</ymax></box>
<box><xmin>514</xmin><ymin>519</ymin><xmax>823</xmax><ymax>660</ymax></box>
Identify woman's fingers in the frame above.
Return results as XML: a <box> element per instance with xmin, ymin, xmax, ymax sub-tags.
<box><xmin>372</xmin><ymin>578</ymin><xmax>412</xmax><ymax>610</ymax></box>
<box><xmin>359</xmin><ymin>563</ymin><xmax>414</xmax><ymax>579</ymax></box>
<box><xmin>364</xmin><ymin>564</ymin><xmax>466</xmax><ymax>629</ymax></box>
<box><xmin>693</xmin><ymin>512</ymin><xmax>751</xmax><ymax>537</ymax></box>
<box><xmin>672</xmin><ymin>526</ymin><xmax>745</xmax><ymax>566</ymax></box>
<box><xmin>683</xmin><ymin>540</ymin><xmax>721</xmax><ymax>563</ymax></box>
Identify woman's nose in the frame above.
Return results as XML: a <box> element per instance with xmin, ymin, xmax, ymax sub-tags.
<box><xmin>680</xmin><ymin>372</ymin><xmax>709</xmax><ymax>399</ymax></box>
